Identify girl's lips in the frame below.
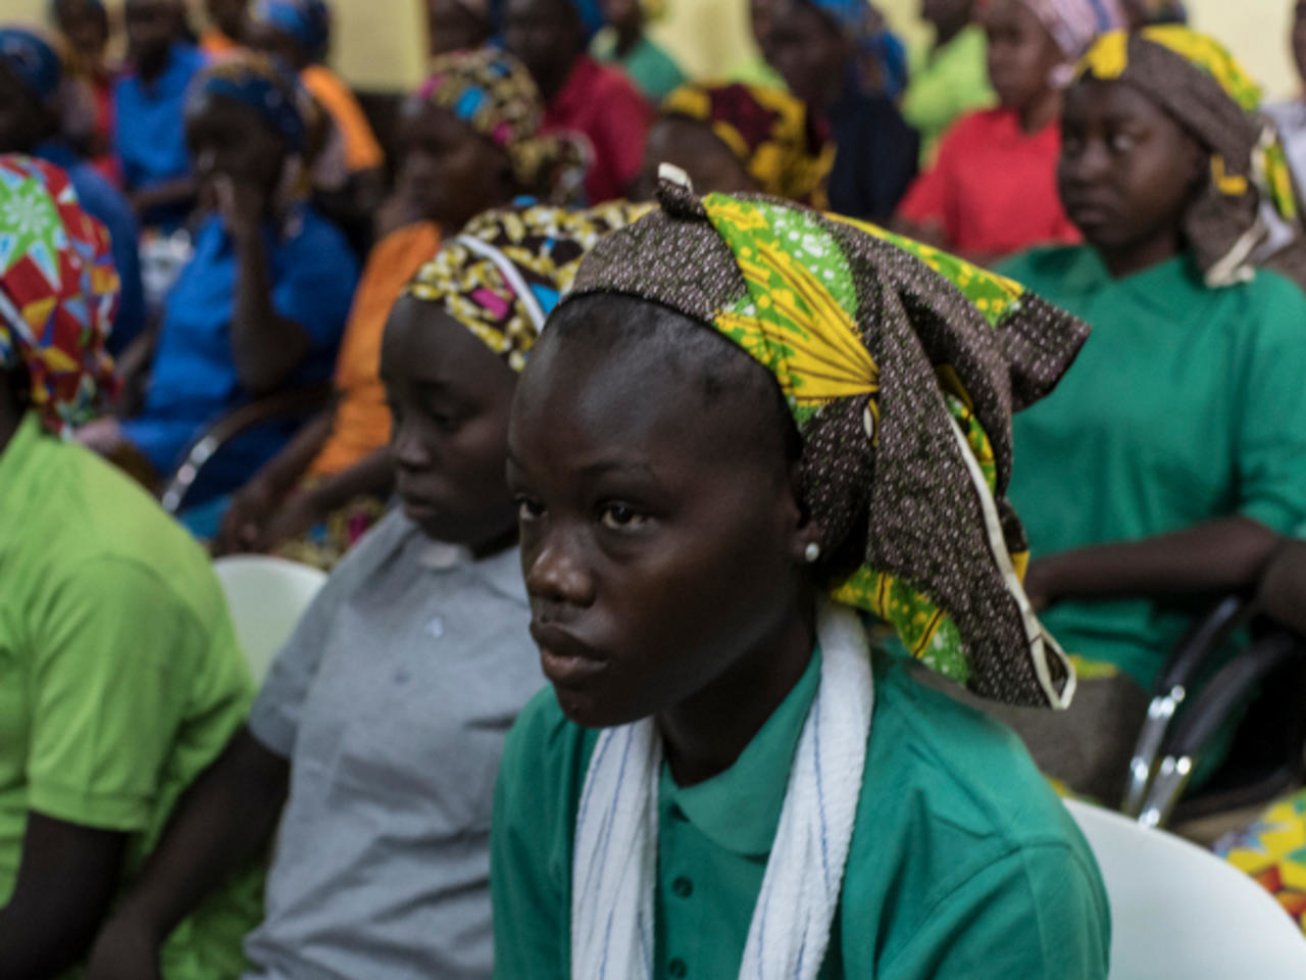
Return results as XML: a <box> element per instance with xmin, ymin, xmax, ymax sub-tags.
<box><xmin>531</xmin><ymin>623</ymin><xmax>608</xmax><ymax>686</ymax></box>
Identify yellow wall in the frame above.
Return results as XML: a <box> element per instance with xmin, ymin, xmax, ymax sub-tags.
<box><xmin>5</xmin><ymin>0</ymin><xmax>1296</xmax><ymax>97</ymax></box>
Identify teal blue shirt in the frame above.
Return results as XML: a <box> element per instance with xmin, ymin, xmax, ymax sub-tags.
<box><xmin>492</xmin><ymin>647</ymin><xmax>1110</xmax><ymax>978</ymax></box>
<box><xmin>1002</xmin><ymin>246</ymin><xmax>1306</xmax><ymax>689</ymax></box>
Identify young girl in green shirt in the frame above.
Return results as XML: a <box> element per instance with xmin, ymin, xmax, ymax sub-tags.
<box><xmin>491</xmin><ymin>173</ymin><xmax>1110</xmax><ymax>978</ymax></box>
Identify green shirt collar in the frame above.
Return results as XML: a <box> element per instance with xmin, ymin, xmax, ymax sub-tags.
<box><xmin>659</xmin><ymin>648</ymin><xmax>821</xmax><ymax>857</ymax></box>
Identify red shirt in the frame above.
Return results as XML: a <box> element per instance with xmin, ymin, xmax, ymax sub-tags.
<box><xmin>897</xmin><ymin>107</ymin><xmax>1079</xmax><ymax>258</ymax></box>
<box><xmin>543</xmin><ymin>55</ymin><xmax>652</xmax><ymax>204</ymax></box>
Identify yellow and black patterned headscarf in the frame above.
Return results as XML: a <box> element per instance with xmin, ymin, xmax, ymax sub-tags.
<box><xmin>660</xmin><ymin>83</ymin><xmax>834</xmax><ymax>207</ymax></box>
<box><xmin>566</xmin><ymin>175</ymin><xmax>1090</xmax><ymax>708</ymax></box>
<box><xmin>405</xmin><ymin>201</ymin><xmax>651</xmax><ymax>372</ymax></box>
<box><xmin>1078</xmin><ymin>27</ymin><xmax>1302</xmax><ymax>286</ymax></box>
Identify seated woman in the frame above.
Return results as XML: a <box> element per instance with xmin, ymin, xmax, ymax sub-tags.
<box><xmin>591</xmin><ymin>0</ymin><xmax>685</xmax><ymax>103</ymax></box>
<box><xmin>49</xmin><ymin>0</ymin><xmax>119</xmax><ymax>184</ymax></box>
<box><xmin>247</xmin><ymin>0</ymin><xmax>385</xmax><ymax>204</ymax></box>
<box><xmin>897</xmin><ymin>0</ymin><xmax>1125</xmax><ymax>265</ymax></box>
<box><xmin>216</xmin><ymin>48</ymin><xmax>584</xmax><ymax>567</ymax></box>
<box><xmin>505</xmin><ymin>0</ymin><xmax>652</xmax><ymax>203</ymax></box>
<box><xmin>639</xmin><ymin>81</ymin><xmax>833</xmax><ymax>202</ymax></box>
<box><xmin>767</xmin><ymin>0</ymin><xmax>919</xmax><ymax>223</ymax></box>
<box><xmin>492</xmin><ymin>174</ymin><xmax>1109</xmax><ymax>977</ymax></box>
<box><xmin>114</xmin><ymin>0</ymin><xmax>207</xmax><ymax>227</ymax></box>
<box><xmin>79</xmin><ymin>52</ymin><xmax>359</xmax><ymax>505</ymax></box>
<box><xmin>0</xmin><ymin>156</ymin><xmax>257</xmax><ymax>978</ymax></box>
<box><xmin>0</xmin><ymin>26</ymin><xmax>146</xmax><ymax>354</ymax></box>
<box><xmin>998</xmin><ymin>28</ymin><xmax>1306</xmax><ymax>801</ymax></box>
<box><xmin>86</xmin><ymin>201</ymin><xmax>645</xmax><ymax>980</ymax></box>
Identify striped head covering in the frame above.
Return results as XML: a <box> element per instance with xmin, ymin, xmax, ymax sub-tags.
<box><xmin>0</xmin><ymin>155</ymin><xmax>117</xmax><ymax>433</ymax></box>
<box><xmin>0</xmin><ymin>26</ymin><xmax>62</xmax><ymax>102</ymax></box>
<box><xmin>660</xmin><ymin>83</ymin><xmax>835</xmax><ymax>207</ymax></box>
<box><xmin>404</xmin><ymin>200</ymin><xmax>651</xmax><ymax>372</ymax></box>
<box><xmin>1079</xmin><ymin>27</ymin><xmax>1301</xmax><ymax>286</ymax></box>
<box><xmin>191</xmin><ymin>49</ymin><xmax>312</xmax><ymax>153</ymax></box>
<box><xmin>253</xmin><ymin>0</ymin><xmax>331</xmax><ymax>62</ymax></box>
<box><xmin>419</xmin><ymin>48</ymin><xmax>586</xmax><ymax>204</ymax></box>
<box><xmin>566</xmin><ymin>174</ymin><xmax>1091</xmax><ymax>707</ymax></box>
<box><xmin>1019</xmin><ymin>0</ymin><xmax>1127</xmax><ymax>61</ymax></box>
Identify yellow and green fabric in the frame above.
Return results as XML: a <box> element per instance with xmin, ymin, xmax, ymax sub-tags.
<box><xmin>1078</xmin><ymin>27</ymin><xmax>1301</xmax><ymax>286</ymax></box>
<box><xmin>568</xmin><ymin>177</ymin><xmax>1091</xmax><ymax>707</ymax></box>
<box><xmin>1217</xmin><ymin>790</ymin><xmax>1306</xmax><ymax>935</ymax></box>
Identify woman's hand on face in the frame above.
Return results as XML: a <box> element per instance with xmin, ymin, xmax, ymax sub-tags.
<box><xmin>213</xmin><ymin>175</ymin><xmax>267</xmax><ymax>243</ymax></box>
<box><xmin>84</xmin><ymin>913</ymin><xmax>163</xmax><ymax>980</ymax></box>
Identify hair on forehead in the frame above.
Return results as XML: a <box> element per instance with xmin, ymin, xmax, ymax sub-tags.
<box><xmin>544</xmin><ymin>292</ymin><xmax>802</xmax><ymax>463</ymax></box>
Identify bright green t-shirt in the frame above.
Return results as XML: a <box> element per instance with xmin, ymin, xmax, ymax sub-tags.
<box><xmin>592</xmin><ymin>28</ymin><xmax>687</xmax><ymax>104</ymax></box>
<box><xmin>902</xmin><ymin>26</ymin><xmax>996</xmax><ymax>166</ymax></box>
<box><xmin>0</xmin><ymin>414</ymin><xmax>261</xmax><ymax>977</ymax></box>
<box><xmin>492</xmin><ymin>646</ymin><xmax>1110</xmax><ymax>978</ymax></box>
<box><xmin>1002</xmin><ymin>247</ymin><xmax>1306</xmax><ymax>690</ymax></box>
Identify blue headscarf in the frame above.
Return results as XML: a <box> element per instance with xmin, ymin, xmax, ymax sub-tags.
<box><xmin>807</xmin><ymin>0</ymin><xmax>868</xmax><ymax>36</ymax></box>
<box><xmin>191</xmin><ymin>51</ymin><xmax>309</xmax><ymax>152</ymax></box>
<box><xmin>0</xmin><ymin>27</ymin><xmax>61</xmax><ymax>103</ymax></box>
<box><xmin>254</xmin><ymin>0</ymin><xmax>331</xmax><ymax>62</ymax></box>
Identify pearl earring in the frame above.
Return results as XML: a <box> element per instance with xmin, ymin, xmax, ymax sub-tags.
<box><xmin>804</xmin><ymin>542</ymin><xmax>821</xmax><ymax>564</ymax></box>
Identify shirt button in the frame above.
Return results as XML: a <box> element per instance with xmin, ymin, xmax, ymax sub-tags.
<box><xmin>672</xmin><ymin>876</ymin><xmax>693</xmax><ymax>898</ymax></box>
<box><xmin>668</xmin><ymin>958</ymin><xmax>688</xmax><ymax>978</ymax></box>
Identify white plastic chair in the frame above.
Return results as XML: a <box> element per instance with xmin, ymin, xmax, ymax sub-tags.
<box><xmin>213</xmin><ymin>556</ymin><xmax>328</xmax><ymax>684</ymax></box>
<box><xmin>1064</xmin><ymin>799</ymin><xmax>1306</xmax><ymax>978</ymax></box>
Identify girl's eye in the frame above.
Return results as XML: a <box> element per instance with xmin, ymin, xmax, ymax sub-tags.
<box><xmin>599</xmin><ymin>503</ymin><xmax>649</xmax><ymax>531</ymax></box>
<box><xmin>1109</xmin><ymin>132</ymin><xmax>1137</xmax><ymax>154</ymax></box>
<box><xmin>517</xmin><ymin>498</ymin><xmax>544</xmax><ymax>523</ymax></box>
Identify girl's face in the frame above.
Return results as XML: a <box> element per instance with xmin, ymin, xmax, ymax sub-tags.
<box><xmin>125</xmin><ymin>0</ymin><xmax>181</xmax><ymax>65</ymax></box>
<box><xmin>508</xmin><ymin>300</ymin><xmax>812</xmax><ymax>729</ymax></box>
<box><xmin>768</xmin><ymin>0</ymin><xmax>850</xmax><ymax>108</ymax></box>
<box><xmin>54</xmin><ymin>0</ymin><xmax>110</xmax><ymax>59</ymax></box>
<box><xmin>636</xmin><ymin>118</ymin><xmax>758</xmax><ymax>200</ymax></box>
<box><xmin>982</xmin><ymin>0</ymin><xmax>1062</xmax><ymax>111</ymax></box>
<box><xmin>1058</xmin><ymin>77</ymin><xmax>1204</xmax><ymax>258</ymax></box>
<box><xmin>185</xmin><ymin>93</ymin><xmax>288</xmax><ymax>204</ymax></box>
<box><xmin>428</xmin><ymin>0</ymin><xmax>491</xmax><ymax>56</ymax></box>
<box><xmin>381</xmin><ymin>297</ymin><xmax>519</xmax><ymax>549</ymax></box>
<box><xmin>396</xmin><ymin>102</ymin><xmax>515</xmax><ymax>229</ymax></box>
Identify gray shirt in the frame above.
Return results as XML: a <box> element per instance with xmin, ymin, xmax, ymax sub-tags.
<box><xmin>243</xmin><ymin>510</ymin><xmax>543</xmax><ymax>980</ymax></box>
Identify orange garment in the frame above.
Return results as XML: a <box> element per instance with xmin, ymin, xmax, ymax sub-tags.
<box><xmin>301</xmin><ymin>64</ymin><xmax>385</xmax><ymax>174</ymax></box>
<box><xmin>308</xmin><ymin>222</ymin><xmax>442</xmax><ymax>477</ymax></box>
<box><xmin>199</xmin><ymin>29</ymin><xmax>240</xmax><ymax>58</ymax></box>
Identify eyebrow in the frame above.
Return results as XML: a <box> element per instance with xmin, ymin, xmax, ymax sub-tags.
<box><xmin>504</xmin><ymin>448</ymin><xmax>661</xmax><ymax>483</ymax></box>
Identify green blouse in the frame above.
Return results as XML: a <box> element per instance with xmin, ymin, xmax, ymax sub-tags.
<box><xmin>492</xmin><ymin>646</ymin><xmax>1109</xmax><ymax>978</ymax></box>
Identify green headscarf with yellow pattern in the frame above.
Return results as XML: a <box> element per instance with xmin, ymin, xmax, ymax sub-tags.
<box><xmin>565</xmin><ymin>173</ymin><xmax>1090</xmax><ymax>708</ymax></box>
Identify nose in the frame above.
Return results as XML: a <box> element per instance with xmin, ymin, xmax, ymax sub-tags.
<box><xmin>524</xmin><ymin>525</ymin><xmax>595</xmax><ymax>611</ymax></box>
<box><xmin>390</xmin><ymin>417</ymin><xmax>433</xmax><ymax>471</ymax></box>
<box><xmin>1062</xmin><ymin>138</ymin><xmax>1111</xmax><ymax>189</ymax></box>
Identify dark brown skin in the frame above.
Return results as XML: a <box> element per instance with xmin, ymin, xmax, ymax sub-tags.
<box><xmin>635</xmin><ymin>117</ymin><xmax>759</xmax><ymax>200</ymax></box>
<box><xmin>86</xmin><ymin>305</ymin><xmax>523</xmax><ymax>979</ymax></box>
<box><xmin>768</xmin><ymin>0</ymin><xmax>852</xmax><ymax>111</ymax></box>
<box><xmin>205</xmin><ymin>0</ymin><xmax>248</xmax><ymax>41</ymax></box>
<box><xmin>216</xmin><ymin>102</ymin><xmax>519</xmax><ymax>557</ymax></box>
<box><xmin>508</xmin><ymin>297</ymin><xmax>822</xmax><ymax>786</ymax></box>
<box><xmin>124</xmin><ymin>0</ymin><xmax>185</xmax><ymax>83</ymax></box>
<box><xmin>599</xmin><ymin>0</ymin><xmax>643</xmax><ymax>55</ymax></box>
<box><xmin>1025</xmin><ymin>76</ymin><xmax>1282</xmax><ymax>608</ymax></box>
<box><xmin>0</xmin><ymin>373</ymin><xmax>130</xmax><ymax>978</ymax></box>
<box><xmin>504</xmin><ymin>0</ymin><xmax>587</xmax><ymax>101</ymax></box>
<box><xmin>53</xmin><ymin>0</ymin><xmax>112</xmax><ymax>66</ymax></box>
<box><xmin>0</xmin><ymin>65</ymin><xmax>58</xmax><ymax>154</ymax></box>
<box><xmin>427</xmin><ymin>0</ymin><xmax>493</xmax><ymax>56</ymax></box>
<box><xmin>982</xmin><ymin>0</ymin><xmax>1063</xmax><ymax>134</ymax></box>
<box><xmin>921</xmin><ymin>0</ymin><xmax>975</xmax><ymax>49</ymax></box>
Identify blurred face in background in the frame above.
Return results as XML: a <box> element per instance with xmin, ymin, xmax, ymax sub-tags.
<box><xmin>53</xmin><ymin>0</ymin><xmax>110</xmax><ymax>63</ymax></box>
<box><xmin>768</xmin><ymin>0</ymin><xmax>850</xmax><ymax>109</ymax></box>
<box><xmin>124</xmin><ymin>0</ymin><xmax>183</xmax><ymax>71</ymax></box>
<box><xmin>428</xmin><ymin>0</ymin><xmax>492</xmax><ymax>56</ymax></box>
<box><xmin>504</xmin><ymin>0</ymin><xmax>586</xmax><ymax>98</ymax></box>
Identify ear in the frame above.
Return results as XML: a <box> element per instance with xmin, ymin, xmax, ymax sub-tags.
<box><xmin>784</xmin><ymin>459</ymin><xmax>825</xmax><ymax>565</ymax></box>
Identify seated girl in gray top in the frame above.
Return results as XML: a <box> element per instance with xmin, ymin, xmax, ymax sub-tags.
<box><xmin>86</xmin><ymin>201</ymin><xmax>647</xmax><ymax>980</ymax></box>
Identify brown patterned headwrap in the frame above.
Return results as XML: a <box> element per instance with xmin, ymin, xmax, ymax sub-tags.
<box><xmin>562</xmin><ymin>173</ymin><xmax>1091</xmax><ymax>708</ymax></box>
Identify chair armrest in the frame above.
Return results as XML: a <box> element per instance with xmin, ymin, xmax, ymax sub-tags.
<box><xmin>1136</xmin><ymin>630</ymin><xmax>1304</xmax><ymax>828</ymax></box>
<box><xmin>160</xmin><ymin>384</ymin><xmax>333</xmax><ymax>515</ymax></box>
<box><xmin>1121</xmin><ymin>595</ymin><xmax>1251</xmax><ymax>817</ymax></box>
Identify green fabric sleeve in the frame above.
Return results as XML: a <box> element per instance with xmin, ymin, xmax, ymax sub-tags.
<box><xmin>26</xmin><ymin>558</ymin><xmax>198</xmax><ymax>831</ymax></box>
<box><xmin>879</xmin><ymin>841</ymin><xmax>1110</xmax><ymax>979</ymax></box>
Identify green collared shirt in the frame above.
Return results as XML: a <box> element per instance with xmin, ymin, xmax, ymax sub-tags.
<box><xmin>492</xmin><ymin>645</ymin><xmax>1110</xmax><ymax>978</ymax></box>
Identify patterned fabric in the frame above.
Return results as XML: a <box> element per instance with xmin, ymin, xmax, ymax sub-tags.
<box><xmin>405</xmin><ymin>200</ymin><xmax>651</xmax><ymax>373</ymax></box>
<box><xmin>1020</xmin><ymin>0</ymin><xmax>1127</xmax><ymax>61</ymax></box>
<box><xmin>660</xmin><ymin>83</ymin><xmax>834</xmax><ymax>207</ymax></box>
<box><xmin>419</xmin><ymin>48</ymin><xmax>585</xmax><ymax>205</ymax></box>
<box><xmin>253</xmin><ymin>0</ymin><xmax>331</xmax><ymax>62</ymax></box>
<box><xmin>0</xmin><ymin>27</ymin><xmax>61</xmax><ymax>102</ymax></box>
<box><xmin>1216</xmin><ymin>790</ymin><xmax>1306</xmax><ymax>935</ymax></box>
<box><xmin>0</xmin><ymin>155</ymin><xmax>118</xmax><ymax>433</ymax></box>
<box><xmin>193</xmin><ymin>50</ymin><xmax>311</xmax><ymax>153</ymax></box>
<box><xmin>1078</xmin><ymin>28</ymin><xmax>1302</xmax><ymax>286</ymax></box>
<box><xmin>567</xmin><ymin>176</ymin><xmax>1091</xmax><ymax>707</ymax></box>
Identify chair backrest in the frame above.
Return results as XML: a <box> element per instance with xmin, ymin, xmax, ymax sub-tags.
<box><xmin>1064</xmin><ymin>799</ymin><xmax>1306</xmax><ymax>978</ymax></box>
<box><xmin>213</xmin><ymin>556</ymin><xmax>328</xmax><ymax>685</ymax></box>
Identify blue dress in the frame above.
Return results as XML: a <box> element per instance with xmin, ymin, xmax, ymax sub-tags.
<box><xmin>122</xmin><ymin>204</ymin><xmax>359</xmax><ymax>500</ymax></box>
